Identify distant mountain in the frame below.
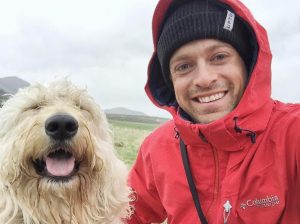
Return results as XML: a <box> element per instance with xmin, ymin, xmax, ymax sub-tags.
<box><xmin>105</xmin><ymin>107</ymin><xmax>169</xmax><ymax>125</ymax></box>
<box><xmin>0</xmin><ymin>89</ymin><xmax>5</xmax><ymax>95</ymax></box>
<box><xmin>0</xmin><ymin>76</ymin><xmax>30</xmax><ymax>94</ymax></box>
<box><xmin>105</xmin><ymin>107</ymin><xmax>147</xmax><ymax>116</ymax></box>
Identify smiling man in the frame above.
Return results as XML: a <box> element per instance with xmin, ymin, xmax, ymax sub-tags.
<box><xmin>127</xmin><ymin>0</ymin><xmax>300</xmax><ymax>223</ymax></box>
<box><xmin>169</xmin><ymin>39</ymin><xmax>247</xmax><ymax>124</ymax></box>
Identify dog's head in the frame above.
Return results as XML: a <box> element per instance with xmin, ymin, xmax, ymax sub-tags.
<box><xmin>0</xmin><ymin>79</ymin><xmax>131</xmax><ymax>223</ymax></box>
<box><xmin>0</xmin><ymin>79</ymin><xmax>111</xmax><ymax>182</ymax></box>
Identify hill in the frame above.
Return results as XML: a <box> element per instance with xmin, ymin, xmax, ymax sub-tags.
<box><xmin>105</xmin><ymin>107</ymin><xmax>169</xmax><ymax>125</ymax></box>
<box><xmin>105</xmin><ymin>107</ymin><xmax>147</xmax><ymax>116</ymax></box>
<box><xmin>106</xmin><ymin>113</ymin><xmax>169</xmax><ymax>125</ymax></box>
<box><xmin>0</xmin><ymin>76</ymin><xmax>30</xmax><ymax>94</ymax></box>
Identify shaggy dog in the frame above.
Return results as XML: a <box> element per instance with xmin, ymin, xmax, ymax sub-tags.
<box><xmin>0</xmin><ymin>80</ymin><xmax>131</xmax><ymax>223</ymax></box>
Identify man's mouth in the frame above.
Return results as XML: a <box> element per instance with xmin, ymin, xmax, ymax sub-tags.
<box><xmin>195</xmin><ymin>91</ymin><xmax>227</xmax><ymax>103</ymax></box>
<box><xmin>32</xmin><ymin>146</ymin><xmax>80</xmax><ymax>181</ymax></box>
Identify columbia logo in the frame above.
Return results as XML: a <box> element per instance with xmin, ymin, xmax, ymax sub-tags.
<box><xmin>240</xmin><ymin>195</ymin><xmax>280</xmax><ymax>210</ymax></box>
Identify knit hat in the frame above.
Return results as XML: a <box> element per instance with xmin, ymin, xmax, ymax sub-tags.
<box><xmin>157</xmin><ymin>0</ymin><xmax>254</xmax><ymax>88</ymax></box>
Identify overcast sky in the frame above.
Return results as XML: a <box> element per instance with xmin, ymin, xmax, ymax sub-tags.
<box><xmin>0</xmin><ymin>0</ymin><xmax>299</xmax><ymax>118</ymax></box>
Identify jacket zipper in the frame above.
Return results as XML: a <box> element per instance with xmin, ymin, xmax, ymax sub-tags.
<box><xmin>209</xmin><ymin>146</ymin><xmax>233</xmax><ymax>224</ymax></box>
<box><xmin>206</xmin><ymin>146</ymin><xmax>220</xmax><ymax>217</ymax></box>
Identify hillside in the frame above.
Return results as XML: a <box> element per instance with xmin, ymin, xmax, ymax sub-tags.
<box><xmin>106</xmin><ymin>113</ymin><xmax>169</xmax><ymax>125</ymax></box>
<box><xmin>105</xmin><ymin>107</ymin><xmax>169</xmax><ymax>125</ymax></box>
<box><xmin>105</xmin><ymin>107</ymin><xmax>147</xmax><ymax>116</ymax></box>
<box><xmin>0</xmin><ymin>76</ymin><xmax>30</xmax><ymax>94</ymax></box>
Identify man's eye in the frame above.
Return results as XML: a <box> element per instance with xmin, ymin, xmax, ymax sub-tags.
<box><xmin>176</xmin><ymin>63</ymin><xmax>190</xmax><ymax>72</ymax></box>
<box><xmin>212</xmin><ymin>53</ymin><xmax>227</xmax><ymax>62</ymax></box>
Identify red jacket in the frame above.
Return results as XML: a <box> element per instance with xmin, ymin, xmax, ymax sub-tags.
<box><xmin>128</xmin><ymin>0</ymin><xmax>300</xmax><ymax>223</ymax></box>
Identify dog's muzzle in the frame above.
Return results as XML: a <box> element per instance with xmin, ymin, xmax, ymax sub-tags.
<box><xmin>32</xmin><ymin>114</ymin><xmax>81</xmax><ymax>181</ymax></box>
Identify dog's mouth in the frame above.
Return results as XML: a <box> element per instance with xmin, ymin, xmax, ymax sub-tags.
<box><xmin>33</xmin><ymin>147</ymin><xmax>80</xmax><ymax>181</ymax></box>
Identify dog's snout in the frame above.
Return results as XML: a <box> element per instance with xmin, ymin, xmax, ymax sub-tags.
<box><xmin>45</xmin><ymin>114</ymin><xmax>78</xmax><ymax>140</ymax></box>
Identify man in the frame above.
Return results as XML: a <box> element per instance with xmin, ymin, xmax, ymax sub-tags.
<box><xmin>128</xmin><ymin>0</ymin><xmax>300</xmax><ymax>223</ymax></box>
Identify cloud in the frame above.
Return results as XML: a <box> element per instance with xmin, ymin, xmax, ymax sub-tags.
<box><xmin>243</xmin><ymin>0</ymin><xmax>300</xmax><ymax>103</ymax></box>
<box><xmin>0</xmin><ymin>0</ymin><xmax>299</xmax><ymax>119</ymax></box>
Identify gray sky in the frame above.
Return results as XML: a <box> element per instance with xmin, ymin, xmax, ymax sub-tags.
<box><xmin>0</xmin><ymin>0</ymin><xmax>299</xmax><ymax>118</ymax></box>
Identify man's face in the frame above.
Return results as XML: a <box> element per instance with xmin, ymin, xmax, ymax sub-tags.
<box><xmin>169</xmin><ymin>39</ymin><xmax>247</xmax><ymax>124</ymax></box>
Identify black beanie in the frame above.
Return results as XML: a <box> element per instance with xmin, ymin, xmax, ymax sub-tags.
<box><xmin>157</xmin><ymin>0</ymin><xmax>254</xmax><ymax>88</ymax></box>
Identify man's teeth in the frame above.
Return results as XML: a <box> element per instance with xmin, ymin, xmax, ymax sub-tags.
<box><xmin>198</xmin><ymin>92</ymin><xmax>225</xmax><ymax>103</ymax></box>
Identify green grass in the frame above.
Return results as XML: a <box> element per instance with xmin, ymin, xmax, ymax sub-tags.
<box><xmin>109</xmin><ymin>119</ymin><xmax>159</xmax><ymax>166</ymax></box>
<box><xmin>109</xmin><ymin>118</ymin><xmax>168</xmax><ymax>223</ymax></box>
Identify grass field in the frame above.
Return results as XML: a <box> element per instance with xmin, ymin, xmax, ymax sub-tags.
<box><xmin>109</xmin><ymin>119</ymin><xmax>159</xmax><ymax>166</ymax></box>
<box><xmin>109</xmin><ymin>118</ymin><xmax>168</xmax><ymax>223</ymax></box>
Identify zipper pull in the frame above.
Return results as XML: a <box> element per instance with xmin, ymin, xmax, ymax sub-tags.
<box><xmin>223</xmin><ymin>200</ymin><xmax>232</xmax><ymax>224</ymax></box>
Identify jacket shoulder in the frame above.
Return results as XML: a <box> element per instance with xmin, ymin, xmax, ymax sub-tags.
<box><xmin>274</xmin><ymin>101</ymin><xmax>300</xmax><ymax>113</ymax></box>
<box><xmin>273</xmin><ymin>101</ymin><xmax>300</xmax><ymax>122</ymax></box>
<box><xmin>272</xmin><ymin>101</ymin><xmax>300</xmax><ymax>174</ymax></box>
<box><xmin>140</xmin><ymin>119</ymin><xmax>178</xmax><ymax>152</ymax></box>
<box><xmin>145</xmin><ymin>119</ymin><xmax>177</xmax><ymax>142</ymax></box>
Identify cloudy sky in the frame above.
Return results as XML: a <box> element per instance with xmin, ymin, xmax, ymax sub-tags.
<box><xmin>0</xmin><ymin>0</ymin><xmax>299</xmax><ymax>118</ymax></box>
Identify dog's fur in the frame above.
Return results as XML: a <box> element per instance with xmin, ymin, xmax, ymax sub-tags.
<box><xmin>0</xmin><ymin>80</ymin><xmax>131</xmax><ymax>223</ymax></box>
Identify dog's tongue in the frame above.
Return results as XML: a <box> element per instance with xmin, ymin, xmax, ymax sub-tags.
<box><xmin>45</xmin><ymin>156</ymin><xmax>75</xmax><ymax>176</ymax></box>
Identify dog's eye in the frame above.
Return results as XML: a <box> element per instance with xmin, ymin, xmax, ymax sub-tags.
<box><xmin>75</xmin><ymin>103</ymin><xmax>87</xmax><ymax>111</ymax></box>
<box><xmin>75</xmin><ymin>104</ymin><xmax>92</xmax><ymax>118</ymax></box>
<box><xmin>80</xmin><ymin>106</ymin><xmax>90</xmax><ymax>114</ymax></box>
<box><xmin>27</xmin><ymin>102</ymin><xmax>46</xmax><ymax>111</ymax></box>
<box><xmin>28</xmin><ymin>105</ymin><xmax>42</xmax><ymax>110</ymax></box>
<box><xmin>75</xmin><ymin>104</ymin><xmax>83</xmax><ymax>110</ymax></box>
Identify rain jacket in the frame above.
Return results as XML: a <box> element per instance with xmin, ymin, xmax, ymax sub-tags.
<box><xmin>128</xmin><ymin>0</ymin><xmax>300</xmax><ymax>223</ymax></box>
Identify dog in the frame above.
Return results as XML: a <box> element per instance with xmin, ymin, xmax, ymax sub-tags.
<box><xmin>0</xmin><ymin>80</ymin><xmax>131</xmax><ymax>223</ymax></box>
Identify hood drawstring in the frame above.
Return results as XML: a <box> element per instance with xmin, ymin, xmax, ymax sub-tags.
<box><xmin>174</xmin><ymin>127</ymin><xmax>180</xmax><ymax>139</ymax></box>
<box><xmin>199</xmin><ymin>131</ymin><xmax>208</xmax><ymax>143</ymax></box>
<box><xmin>233</xmin><ymin>117</ymin><xmax>256</xmax><ymax>144</ymax></box>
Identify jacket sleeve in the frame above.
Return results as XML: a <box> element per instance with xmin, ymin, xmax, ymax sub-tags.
<box><xmin>286</xmin><ymin>112</ymin><xmax>300</xmax><ymax>178</ymax></box>
<box><xmin>126</xmin><ymin>139</ymin><xmax>167</xmax><ymax>224</ymax></box>
<box><xmin>285</xmin><ymin>112</ymin><xmax>300</xmax><ymax>218</ymax></box>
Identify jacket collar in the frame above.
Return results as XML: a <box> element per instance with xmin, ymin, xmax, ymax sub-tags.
<box><xmin>175</xmin><ymin>99</ymin><xmax>274</xmax><ymax>151</ymax></box>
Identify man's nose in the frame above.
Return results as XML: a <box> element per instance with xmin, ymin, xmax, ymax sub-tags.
<box><xmin>192</xmin><ymin>63</ymin><xmax>217</xmax><ymax>88</ymax></box>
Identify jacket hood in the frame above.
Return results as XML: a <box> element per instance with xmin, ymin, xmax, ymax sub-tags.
<box><xmin>145</xmin><ymin>0</ymin><xmax>273</xmax><ymax>148</ymax></box>
<box><xmin>145</xmin><ymin>0</ymin><xmax>272</xmax><ymax>148</ymax></box>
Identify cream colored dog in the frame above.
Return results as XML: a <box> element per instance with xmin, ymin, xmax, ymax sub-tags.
<box><xmin>0</xmin><ymin>80</ymin><xmax>131</xmax><ymax>223</ymax></box>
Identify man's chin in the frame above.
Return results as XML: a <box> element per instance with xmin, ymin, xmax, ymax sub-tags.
<box><xmin>191</xmin><ymin>110</ymin><xmax>232</xmax><ymax>124</ymax></box>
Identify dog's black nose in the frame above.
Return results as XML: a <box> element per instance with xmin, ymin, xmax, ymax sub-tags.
<box><xmin>45</xmin><ymin>114</ymin><xmax>78</xmax><ymax>140</ymax></box>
